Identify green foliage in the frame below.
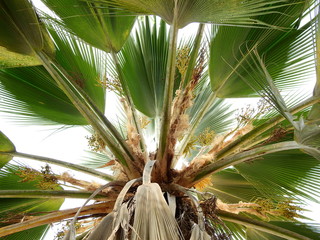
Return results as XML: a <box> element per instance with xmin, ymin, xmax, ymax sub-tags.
<box><xmin>42</xmin><ymin>0</ymin><xmax>135</xmax><ymax>52</ymax></box>
<box><xmin>0</xmin><ymin>0</ymin><xmax>319</xmax><ymax>239</ymax></box>
<box><xmin>209</xmin><ymin>0</ymin><xmax>313</xmax><ymax>98</ymax></box>
<box><xmin>0</xmin><ymin>131</ymin><xmax>15</xmax><ymax>168</ymax></box>
<box><xmin>0</xmin><ymin>0</ymin><xmax>54</xmax><ymax>67</ymax></box>
<box><xmin>0</xmin><ymin>165</ymin><xmax>64</xmax><ymax>239</ymax></box>
<box><xmin>94</xmin><ymin>0</ymin><xmax>293</xmax><ymax>28</ymax></box>
<box><xmin>118</xmin><ymin>17</ymin><xmax>169</xmax><ymax>117</ymax></box>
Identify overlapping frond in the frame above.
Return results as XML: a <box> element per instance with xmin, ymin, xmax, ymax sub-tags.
<box><xmin>118</xmin><ymin>17</ymin><xmax>169</xmax><ymax>117</ymax></box>
<box><xmin>0</xmin><ymin>20</ymin><xmax>107</xmax><ymax>125</ymax></box>
<box><xmin>235</xmin><ymin>150</ymin><xmax>320</xmax><ymax>202</ymax></box>
<box><xmin>0</xmin><ymin>0</ymin><xmax>319</xmax><ymax>239</ymax></box>
<box><xmin>209</xmin><ymin>0</ymin><xmax>315</xmax><ymax>98</ymax></box>
<box><xmin>0</xmin><ymin>164</ymin><xmax>64</xmax><ymax>239</ymax></box>
<box><xmin>91</xmin><ymin>0</ymin><xmax>302</xmax><ymax>29</ymax></box>
<box><xmin>0</xmin><ymin>0</ymin><xmax>54</xmax><ymax>67</ymax></box>
<box><xmin>41</xmin><ymin>0</ymin><xmax>136</xmax><ymax>52</ymax></box>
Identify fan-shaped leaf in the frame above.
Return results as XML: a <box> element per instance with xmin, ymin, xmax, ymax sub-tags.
<box><xmin>0</xmin><ymin>66</ymin><xmax>87</xmax><ymax>125</ymax></box>
<box><xmin>209</xmin><ymin>1</ymin><xmax>314</xmax><ymax>98</ymax></box>
<box><xmin>0</xmin><ymin>165</ymin><xmax>64</xmax><ymax>239</ymax></box>
<box><xmin>308</xmin><ymin>9</ymin><xmax>320</xmax><ymax>123</ymax></box>
<box><xmin>246</xmin><ymin>222</ymin><xmax>320</xmax><ymax>240</ymax></box>
<box><xmin>0</xmin><ymin>0</ymin><xmax>54</xmax><ymax>68</ymax></box>
<box><xmin>0</xmin><ymin>131</ymin><xmax>15</xmax><ymax>168</ymax></box>
<box><xmin>93</xmin><ymin>0</ymin><xmax>294</xmax><ymax>29</ymax></box>
<box><xmin>235</xmin><ymin>150</ymin><xmax>320</xmax><ymax>202</ymax></box>
<box><xmin>118</xmin><ymin>17</ymin><xmax>169</xmax><ymax>117</ymax></box>
<box><xmin>0</xmin><ymin>24</ymin><xmax>106</xmax><ymax>125</ymax></box>
<box><xmin>207</xmin><ymin>168</ymin><xmax>262</xmax><ymax>203</ymax></box>
<box><xmin>41</xmin><ymin>0</ymin><xmax>135</xmax><ymax>52</ymax></box>
<box><xmin>48</xmin><ymin>26</ymin><xmax>106</xmax><ymax>112</ymax></box>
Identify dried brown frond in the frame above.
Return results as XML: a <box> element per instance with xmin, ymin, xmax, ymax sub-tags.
<box><xmin>264</xmin><ymin>126</ymin><xmax>288</xmax><ymax>144</ymax></box>
<box><xmin>191</xmin><ymin>47</ymin><xmax>206</xmax><ymax>88</ymax></box>
<box><xmin>111</xmin><ymin>161</ymin><xmax>129</xmax><ymax>181</ymax></box>
<box><xmin>57</xmin><ymin>172</ymin><xmax>101</xmax><ymax>191</ymax></box>
<box><xmin>216</xmin><ymin>198</ymin><xmax>302</xmax><ymax>220</ymax></box>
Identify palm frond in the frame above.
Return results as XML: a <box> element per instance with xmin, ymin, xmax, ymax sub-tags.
<box><xmin>47</xmin><ymin>23</ymin><xmax>106</xmax><ymax>112</ymax></box>
<box><xmin>206</xmin><ymin>168</ymin><xmax>263</xmax><ymax>204</ymax></box>
<box><xmin>308</xmin><ymin>2</ymin><xmax>320</xmax><ymax>123</ymax></box>
<box><xmin>295</xmin><ymin>119</ymin><xmax>320</xmax><ymax>160</ymax></box>
<box><xmin>79</xmin><ymin>150</ymin><xmax>112</xmax><ymax>169</ymax></box>
<box><xmin>40</xmin><ymin>0</ymin><xmax>136</xmax><ymax>52</ymax></box>
<box><xmin>246</xmin><ymin>222</ymin><xmax>320</xmax><ymax>240</ymax></box>
<box><xmin>209</xmin><ymin>1</ymin><xmax>315</xmax><ymax>98</ymax></box>
<box><xmin>0</xmin><ymin>19</ymin><xmax>107</xmax><ymax>125</ymax></box>
<box><xmin>218</xmin><ymin>210</ymin><xmax>319</xmax><ymax>240</ymax></box>
<box><xmin>91</xmin><ymin>0</ymin><xmax>304</xmax><ymax>29</ymax></box>
<box><xmin>0</xmin><ymin>131</ymin><xmax>15</xmax><ymax>168</ymax></box>
<box><xmin>0</xmin><ymin>66</ymin><xmax>87</xmax><ymax>125</ymax></box>
<box><xmin>0</xmin><ymin>0</ymin><xmax>54</xmax><ymax>68</ymax></box>
<box><xmin>118</xmin><ymin>16</ymin><xmax>169</xmax><ymax>117</ymax></box>
<box><xmin>235</xmin><ymin>150</ymin><xmax>320</xmax><ymax>202</ymax></box>
<box><xmin>0</xmin><ymin>164</ymin><xmax>64</xmax><ymax>239</ymax></box>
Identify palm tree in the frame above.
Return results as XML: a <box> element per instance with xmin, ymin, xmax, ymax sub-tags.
<box><xmin>0</xmin><ymin>0</ymin><xmax>320</xmax><ymax>239</ymax></box>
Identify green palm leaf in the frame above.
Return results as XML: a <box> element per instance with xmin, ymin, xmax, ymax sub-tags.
<box><xmin>235</xmin><ymin>150</ymin><xmax>320</xmax><ymax>202</ymax></box>
<box><xmin>0</xmin><ymin>0</ymin><xmax>54</xmax><ymax>68</ymax></box>
<box><xmin>48</xmin><ymin>25</ymin><xmax>106</xmax><ymax>112</ymax></box>
<box><xmin>118</xmin><ymin>17</ymin><xmax>169</xmax><ymax>117</ymax></box>
<box><xmin>308</xmin><ymin>6</ymin><xmax>320</xmax><ymax>123</ymax></box>
<box><xmin>246</xmin><ymin>222</ymin><xmax>320</xmax><ymax>240</ymax></box>
<box><xmin>192</xmin><ymin>93</ymin><xmax>234</xmax><ymax>135</ymax></box>
<box><xmin>92</xmin><ymin>0</ymin><xmax>294</xmax><ymax>29</ymax></box>
<box><xmin>0</xmin><ymin>66</ymin><xmax>87</xmax><ymax>125</ymax></box>
<box><xmin>0</xmin><ymin>165</ymin><xmax>64</xmax><ymax>239</ymax></box>
<box><xmin>0</xmin><ymin>24</ymin><xmax>105</xmax><ymax>125</ymax></box>
<box><xmin>0</xmin><ymin>131</ymin><xmax>15</xmax><ymax>168</ymax></box>
<box><xmin>222</xmin><ymin>216</ymin><xmax>320</xmax><ymax>240</ymax></box>
<box><xmin>207</xmin><ymin>168</ymin><xmax>262</xmax><ymax>203</ymax></box>
<box><xmin>209</xmin><ymin>0</ymin><xmax>314</xmax><ymax>98</ymax></box>
<box><xmin>41</xmin><ymin>0</ymin><xmax>135</xmax><ymax>52</ymax></box>
<box><xmin>79</xmin><ymin>150</ymin><xmax>112</xmax><ymax>169</ymax></box>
